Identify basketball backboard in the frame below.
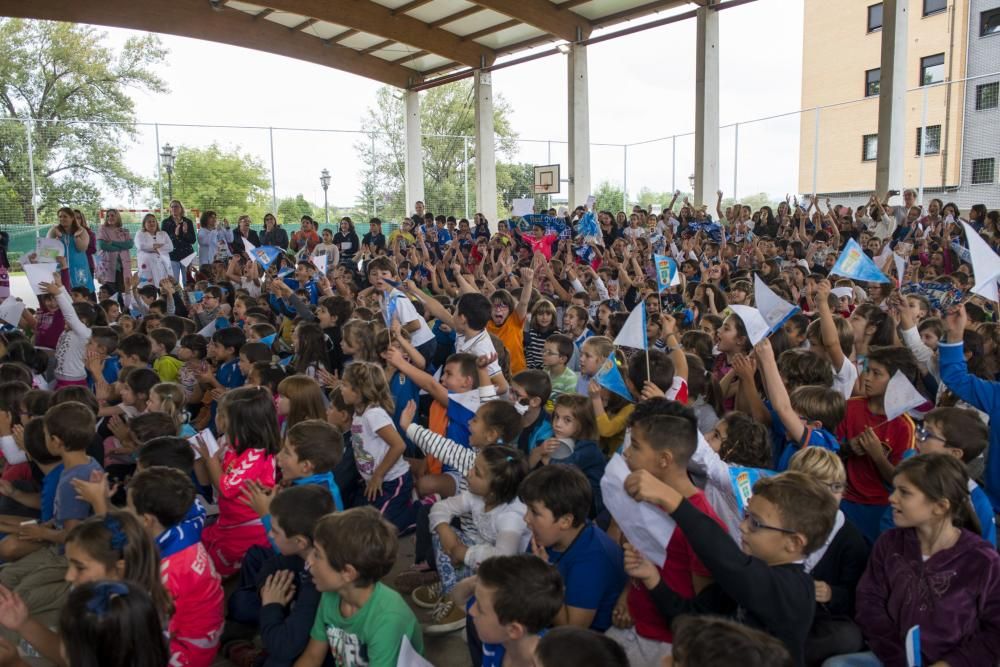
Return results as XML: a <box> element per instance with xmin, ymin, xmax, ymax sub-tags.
<box><xmin>533</xmin><ymin>164</ymin><xmax>560</xmax><ymax>195</ymax></box>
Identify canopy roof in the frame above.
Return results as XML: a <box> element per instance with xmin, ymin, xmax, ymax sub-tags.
<box><xmin>1</xmin><ymin>0</ymin><xmax>704</xmax><ymax>88</ymax></box>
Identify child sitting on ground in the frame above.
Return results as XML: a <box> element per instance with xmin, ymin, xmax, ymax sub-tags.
<box><xmin>623</xmin><ymin>469</ymin><xmax>837</xmax><ymax>665</ymax></box>
<box><xmin>224</xmin><ymin>484</ymin><xmax>335</xmax><ymax>667</ymax></box>
<box><xmin>295</xmin><ymin>507</ymin><xmax>424</xmax><ymax>667</ymax></box>
<box><xmin>469</xmin><ymin>554</ymin><xmax>565</xmax><ymax>667</ymax></box>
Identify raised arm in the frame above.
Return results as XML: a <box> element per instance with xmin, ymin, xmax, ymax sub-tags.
<box><xmin>755</xmin><ymin>339</ymin><xmax>804</xmax><ymax>443</ymax></box>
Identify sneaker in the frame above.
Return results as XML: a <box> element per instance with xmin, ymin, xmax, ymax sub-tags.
<box><xmin>424</xmin><ymin>599</ymin><xmax>467</xmax><ymax>635</ymax></box>
<box><xmin>395</xmin><ymin>568</ymin><xmax>440</xmax><ymax>595</ymax></box>
<box><xmin>411</xmin><ymin>582</ymin><xmax>443</xmax><ymax>609</ymax></box>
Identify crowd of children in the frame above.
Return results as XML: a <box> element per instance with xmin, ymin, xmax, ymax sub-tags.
<box><xmin>0</xmin><ymin>193</ymin><xmax>996</xmax><ymax>667</ymax></box>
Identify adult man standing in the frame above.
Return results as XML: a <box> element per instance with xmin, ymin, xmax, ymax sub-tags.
<box><xmin>161</xmin><ymin>200</ymin><xmax>196</xmax><ymax>284</ymax></box>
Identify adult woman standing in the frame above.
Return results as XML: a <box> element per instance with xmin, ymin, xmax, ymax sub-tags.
<box><xmin>47</xmin><ymin>207</ymin><xmax>93</xmax><ymax>292</ymax></box>
<box><xmin>333</xmin><ymin>217</ymin><xmax>359</xmax><ymax>265</ymax></box>
<box><xmin>73</xmin><ymin>209</ymin><xmax>97</xmax><ymax>277</ymax></box>
<box><xmin>135</xmin><ymin>214</ymin><xmax>173</xmax><ymax>286</ymax></box>
<box><xmin>260</xmin><ymin>213</ymin><xmax>288</xmax><ymax>250</ymax></box>
<box><xmin>161</xmin><ymin>200</ymin><xmax>196</xmax><ymax>284</ymax></box>
<box><xmin>197</xmin><ymin>210</ymin><xmax>233</xmax><ymax>268</ymax></box>
<box><xmin>232</xmin><ymin>215</ymin><xmax>261</xmax><ymax>256</ymax></box>
<box><xmin>96</xmin><ymin>208</ymin><xmax>134</xmax><ymax>290</ymax></box>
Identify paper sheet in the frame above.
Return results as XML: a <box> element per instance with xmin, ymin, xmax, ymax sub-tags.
<box><xmin>188</xmin><ymin>429</ymin><xmax>220</xmax><ymax>461</ymax></box>
<box><xmin>512</xmin><ymin>198</ymin><xmax>535</xmax><ymax>217</ymax></box>
<box><xmin>35</xmin><ymin>238</ymin><xmax>63</xmax><ymax>263</ymax></box>
<box><xmin>397</xmin><ymin>635</ymin><xmax>434</xmax><ymax>667</ymax></box>
<box><xmin>312</xmin><ymin>253</ymin><xmax>328</xmax><ymax>276</ymax></box>
<box><xmin>599</xmin><ymin>454</ymin><xmax>675</xmax><ymax>567</ymax></box>
<box><xmin>23</xmin><ymin>263</ymin><xmax>60</xmax><ymax>295</ymax></box>
<box><xmin>0</xmin><ymin>299</ymin><xmax>25</xmax><ymax>326</ymax></box>
<box><xmin>585</xmin><ymin>195</ymin><xmax>596</xmax><ymax>210</ymax></box>
<box><xmin>179</xmin><ymin>253</ymin><xmax>197</xmax><ymax>268</ymax></box>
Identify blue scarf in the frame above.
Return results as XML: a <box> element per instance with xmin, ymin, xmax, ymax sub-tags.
<box><xmin>156</xmin><ymin>500</ymin><xmax>206</xmax><ymax>559</ymax></box>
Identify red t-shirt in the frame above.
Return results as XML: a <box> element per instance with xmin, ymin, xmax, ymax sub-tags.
<box><xmin>627</xmin><ymin>491</ymin><xmax>724</xmax><ymax>643</ymax></box>
<box><xmin>836</xmin><ymin>397</ymin><xmax>915</xmax><ymax>505</ymax></box>
<box><xmin>162</xmin><ymin>542</ymin><xmax>224</xmax><ymax>665</ymax></box>
<box><xmin>217</xmin><ymin>447</ymin><xmax>276</xmax><ymax>526</ymax></box>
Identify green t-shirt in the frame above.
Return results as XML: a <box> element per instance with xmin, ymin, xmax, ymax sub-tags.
<box><xmin>309</xmin><ymin>582</ymin><xmax>424</xmax><ymax>667</ymax></box>
<box><xmin>549</xmin><ymin>366</ymin><xmax>579</xmax><ymax>399</ymax></box>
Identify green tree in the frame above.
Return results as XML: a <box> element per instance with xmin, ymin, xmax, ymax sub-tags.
<box><xmin>593</xmin><ymin>180</ymin><xmax>627</xmax><ymax>215</ymax></box>
<box><xmin>277</xmin><ymin>194</ymin><xmax>316</xmax><ymax>227</ymax></box>
<box><xmin>0</xmin><ymin>19</ymin><xmax>167</xmax><ymax>226</ymax></box>
<box><xmin>496</xmin><ymin>162</ymin><xmax>536</xmax><ymax>219</ymax></box>
<box><xmin>356</xmin><ymin>82</ymin><xmax>518</xmax><ymax>220</ymax></box>
<box><xmin>164</xmin><ymin>143</ymin><xmax>270</xmax><ymax>222</ymax></box>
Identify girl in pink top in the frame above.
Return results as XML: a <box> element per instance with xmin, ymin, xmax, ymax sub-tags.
<box><xmin>195</xmin><ymin>386</ymin><xmax>279</xmax><ymax>576</ymax></box>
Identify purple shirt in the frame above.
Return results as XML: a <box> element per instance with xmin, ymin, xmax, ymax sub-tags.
<box><xmin>856</xmin><ymin>527</ymin><xmax>1000</xmax><ymax>667</ymax></box>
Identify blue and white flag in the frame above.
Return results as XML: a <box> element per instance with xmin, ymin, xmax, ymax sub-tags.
<box><xmin>252</xmin><ymin>245</ymin><xmax>283</xmax><ymax>269</ymax></box>
<box><xmin>754</xmin><ymin>275</ymin><xmax>800</xmax><ymax>334</ymax></box>
<box><xmin>653</xmin><ymin>254</ymin><xmax>680</xmax><ymax>293</ymax></box>
<box><xmin>575</xmin><ymin>245</ymin><xmax>597</xmax><ymax>265</ymax></box>
<box><xmin>905</xmin><ymin>625</ymin><xmax>921</xmax><ymax>667</ymax></box>
<box><xmin>594</xmin><ymin>352</ymin><xmax>633</xmax><ymax>402</ymax></box>
<box><xmin>614</xmin><ymin>303</ymin><xmax>647</xmax><ymax>350</ymax></box>
<box><xmin>728</xmin><ymin>304</ymin><xmax>771</xmax><ymax>346</ymax></box>
<box><xmin>383</xmin><ymin>288</ymin><xmax>405</xmax><ymax>327</ymax></box>
<box><xmin>576</xmin><ymin>210</ymin><xmax>599</xmax><ymax>239</ymax></box>
<box><xmin>829</xmin><ymin>238</ymin><xmax>891</xmax><ymax>283</ymax></box>
<box><xmin>950</xmin><ymin>240</ymin><xmax>972</xmax><ymax>265</ymax></box>
<box><xmin>729</xmin><ymin>466</ymin><xmax>774</xmax><ymax>517</ymax></box>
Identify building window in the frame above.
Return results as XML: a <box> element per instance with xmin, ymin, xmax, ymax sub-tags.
<box><xmin>862</xmin><ymin>134</ymin><xmax>878</xmax><ymax>162</ymax></box>
<box><xmin>972</xmin><ymin>158</ymin><xmax>996</xmax><ymax>185</ymax></box>
<box><xmin>983</xmin><ymin>8</ymin><xmax>1000</xmax><ymax>36</ymax></box>
<box><xmin>916</xmin><ymin>126</ymin><xmax>941</xmax><ymax>155</ymax></box>
<box><xmin>865</xmin><ymin>68</ymin><xmax>881</xmax><ymax>97</ymax></box>
<box><xmin>923</xmin><ymin>0</ymin><xmax>947</xmax><ymax>16</ymax></box>
<box><xmin>920</xmin><ymin>54</ymin><xmax>945</xmax><ymax>85</ymax></box>
<box><xmin>977</xmin><ymin>82</ymin><xmax>999</xmax><ymax>110</ymax></box>
<box><xmin>867</xmin><ymin>3</ymin><xmax>883</xmax><ymax>31</ymax></box>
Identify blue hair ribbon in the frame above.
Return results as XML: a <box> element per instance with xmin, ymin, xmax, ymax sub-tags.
<box><xmin>84</xmin><ymin>581</ymin><xmax>130</xmax><ymax>616</ymax></box>
<box><xmin>103</xmin><ymin>515</ymin><xmax>128</xmax><ymax>552</ymax></box>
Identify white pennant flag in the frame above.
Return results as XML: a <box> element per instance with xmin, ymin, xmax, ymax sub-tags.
<box><xmin>960</xmin><ymin>221</ymin><xmax>1000</xmax><ymax>302</ymax></box>
<box><xmin>728</xmin><ymin>304</ymin><xmax>771</xmax><ymax>346</ymax></box>
<box><xmin>884</xmin><ymin>370</ymin><xmax>926</xmax><ymax>422</ymax></box>
<box><xmin>179</xmin><ymin>253</ymin><xmax>197</xmax><ymax>268</ymax></box>
<box><xmin>242</xmin><ymin>236</ymin><xmax>257</xmax><ymax>256</ymax></box>
<box><xmin>600</xmin><ymin>454</ymin><xmax>676</xmax><ymax>567</ymax></box>
<box><xmin>197</xmin><ymin>319</ymin><xmax>218</xmax><ymax>339</ymax></box>
<box><xmin>312</xmin><ymin>253</ymin><xmax>328</xmax><ymax>276</ymax></box>
<box><xmin>613</xmin><ymin>302</ymin><xmax>648</xmax><ymax>350</ymax></box>
<box><xmin>754</xmin><ymin>275</ymin><xmax>799</xmax><ymax>333</ymax></box>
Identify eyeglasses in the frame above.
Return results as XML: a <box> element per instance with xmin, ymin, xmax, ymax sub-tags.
<box><xmin>744</xmin><ymin>513</ymin><xmax>798</xmax><ymax>535</ymax></box>
<box><xmin>916</xmin><ymin>426</ymin><xmax>946</xmax><ymax>445</ymax></box>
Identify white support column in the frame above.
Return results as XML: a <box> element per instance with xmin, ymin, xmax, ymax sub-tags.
<box><xmin>875</xmin><ymin>0</ymin><xmax>908</xmax><ymax>196</ymax></box>
<box><xmin>694</xmin><ymin>3</ymin><xmax>720</xmax><ymax>207</ymax></box>
<box><xmin>403</xmin><ymin>89</ymin><xmax>425</xmax><ymax>215</ymax></box>
<box><xmin>474</xmin><ymin>71</ymin><xmax>498</xmax><ymax>224</ymax></box>
<box><xmin>567</xmin><ymin>43</ymin><xmax>591</xmax><ymax>208</ymax></box>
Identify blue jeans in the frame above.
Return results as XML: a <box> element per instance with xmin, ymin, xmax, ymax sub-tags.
<box><xmin>170</xmin><ymin>260</ymin><xmax>185</xmax><ymax>286</ymax></box>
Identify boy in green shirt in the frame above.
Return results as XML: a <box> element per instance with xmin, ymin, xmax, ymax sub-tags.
<box><xmin>296</xmin><ymin>507</ymin><xmax>423</xmax><ymax>667</ymax></box>
<box><xmin>543</xmin><ymin>334</ymin><xmax>578</xmax><ymax>403</ymax></box>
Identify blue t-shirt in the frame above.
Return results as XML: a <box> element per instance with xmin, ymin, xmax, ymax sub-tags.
<box><xmin>54</xmin><ymin>458</ymin><xmax>103</xmax><ymax>529</ymax></box>
<box><xmin>482</xmin><ymin>630</ymin><xmax>546</xmax><ymax>667</ymax></box>
<box><xmin>217</xmin><ymin>358</ymin><xmax>245</xmax><ymax>389</ymax></box>
<box><xmin>102</xmin><ymin>355</ymin><xmax>121</xmax><ymax>384</ymax></box>
<box><xmin>776</xmin><ymin>426</ymin><xmax>840</xmax><ymax>472</ymax></box>
<box><xmin>543</xmin><ymin>523</ymin><xmax>626</xmax><ymax>632</ymax></box>
<box><xmin>40</xmin><ymin>463</ymin><xmax>64</xmax><ymax>523</ymax></box>
<box><xmin>390</xmin><ymin>372</ymin><xmax>421</xmax><ymax>454</ymax></box>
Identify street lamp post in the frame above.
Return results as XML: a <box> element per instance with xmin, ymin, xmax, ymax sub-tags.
<box><xmin>320</xmin><ymin>168</ymin><xmax>331</xmax><ymax>226</ymax></box>
<box><xmin>688</xmin><ymin>173</ymin><xmax>696</xmax><ymax>192</ymax></box>
<box><xmin>160</xmin><ymin>144</ymin><xmax>176</xmax><ymax>202</ymax></box>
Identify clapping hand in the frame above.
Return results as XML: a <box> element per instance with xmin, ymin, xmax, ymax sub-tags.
<box><xmin>260</xmin><ymin>570</ymin><xmax>296</xmax><ymax>607</ymax></box>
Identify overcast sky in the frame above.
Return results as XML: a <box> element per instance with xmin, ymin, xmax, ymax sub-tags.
<box><xmin>102</xmin><ymin>0</ymin><xmax>804</xmax><ymax>211</ymax></box>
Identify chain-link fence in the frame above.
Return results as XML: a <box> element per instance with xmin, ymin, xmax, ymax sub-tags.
<box><xmin>1</xmin><ymin>70</ymin><xmax>997</xmax><ymax>256</ymax></box>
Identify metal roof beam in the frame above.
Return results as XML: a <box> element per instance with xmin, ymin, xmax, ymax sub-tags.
<box><xmin>467</xmin><ymin>0</ymin><xmax>591</xmax><ymax>41</ymax></box>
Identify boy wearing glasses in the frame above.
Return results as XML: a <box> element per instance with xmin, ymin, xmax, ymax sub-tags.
<box><xmin>541</xmin><ymin>334</ymin><xmax>577</xmax><ymax>404</ymax></box>
<box><xmin>623</xmin><ymin>466</ymin><xmax>837</xmax><ymax>667</ymax></box>
<box><xmin>608</xmin><ymin>411</ymin><xmax>724</xmax><ymax>666</ymax></box>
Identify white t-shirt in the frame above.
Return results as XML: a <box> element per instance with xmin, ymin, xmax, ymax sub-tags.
<box><xmin>454</xmin><ymin>329</ymin><xmax>501</xmax><ymax>377</ymax></box>
<box><xmin>392</xmin><ymin>294</ymin><xmax>435</xmax><ymax>347</ymax></box>
<box><xmin>832</xmin><ymin>356</ymin><xmax>859</xmax><ymax>400</ymax></box>
<box><xmin>350</xmin><ymin>406</ymin><xmax>409</xmax><ymax>482</ymax></box>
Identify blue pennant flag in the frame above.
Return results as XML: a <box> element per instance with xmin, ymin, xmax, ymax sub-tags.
<box><xmin>260</xmin><ymin>333</ymin><xmax>277</xmax><ymax>347</ymax></box>
<box><xmin>594</xmin><ymin>352</ymin><xmax>633</xmax><ymax>402</ymax></box>
<box><xmin>383</xmin><ymin>289</ymin><xmax>404</xmax><ymax>327</ymax></box>
<box><xmin>576</xmin><ymin>210</ymin><xmax>599</xmax><ymax>239</ymax></box>
<box><xmin>905</xmin><ymin>625</ymin><xmax>921</xmax><ymax>667</ymax></box>
<box><xmin>653</xmin><ymin>254</ymin><xmax>679</xmax><ymax>293</ymax></box>
<box><xmin>251</xmin><ymin>245</ymin><xmax>283</xmax><ymax>270</ymax></box>
<box><xmin>729</xmin><ymin>466</ymin><xmax>775</xmax><ymax>517</ymax></box>
<box><xmin>575</xmin><ymin>245</ymin><xmax>596</xmax><ymax>265</ymax></box>
<box><xmin>829</xmin><ymin>238</ymin><xmax>891</xmax><ymax>283</ymax></box>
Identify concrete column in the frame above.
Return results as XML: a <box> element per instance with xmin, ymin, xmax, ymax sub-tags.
<box><xmin>567</xmin><ymin>43</ymin><xmax>591</xmax><ymax>208</ymax></box>
<box><xmin>403</xmin><ymin>89</ymin><xmax>425</xmax><ymax>215</ymax></box>
<box><xmin>474</xmin><ymin>70</ymin><xmax>498</xmax><ymax>224</ymax></box>
<box><xmin>694</xmin><ymin>4</ymin><xmax>720</xmax><ymax>207</ymax></box>
<box><xmin>875</xmin><ymin>0</ymin><xmax>908</xmax><ymax>196</ymax></box>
